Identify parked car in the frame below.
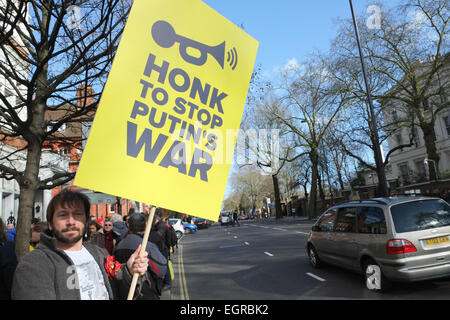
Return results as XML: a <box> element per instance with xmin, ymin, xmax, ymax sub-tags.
<box><xmin>194</xmin><ymin>218</ymin><xmax>211</xmax><ymax>229</ymax></box>
<box><xmin>168</xmin><ymin>218</ymin><xmax>185</xmax><ymax>240</ymax></box>
<box><xmin>219</xmin><ymin>211</ymin><xmax>232</xmax><ymax>226</ymax></box>
<box><xmin>306</xmin><ymin>197</ymin><xmax>450</xmax><ymax>292</ymax></box>
<box><xmin>182</xmin><ymin>221</ymin><xmax>198</xmax><ymax>234</ymax></box>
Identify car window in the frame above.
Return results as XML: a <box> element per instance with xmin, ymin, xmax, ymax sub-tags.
<box><xmin>316</xmin><ymin>208</ymin><xmax>337</xmax><ymax>232</ymax></box>
<box><xmin>335</xmin><ymin>207</ymin><xmax>357</xmax><ymax>232</ymax></box>
<box><xmin>169</xmin><ymin>219</ymin><xmax>178</xmax><ymax>225</ymax></box>
<box><xmin>391</xmin><ymin>199</ymin><xmax>450</xmax><ymax>233</ymax></box>
<box><xmin>357</xmin><ymin>206</ymin><xmax>387</xmax><ymax>234</ymax></box>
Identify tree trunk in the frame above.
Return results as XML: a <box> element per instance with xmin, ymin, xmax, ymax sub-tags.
<box><xmin>15</xmin><ymin>26</ymin><xmax>48</xmax><ymax>260</ymax></box>
<box><xmin>307</xmin><ymin>150</ymin><xmax>319</xmax><ymax>220</ymax></box>
<box><xmin>422</xmin><ymin>122</ymin><xmax>440</xmax><ymax>180</ymax></box>
<box><xmin>369</xmin><ymin>131</ymin><xmax>389</xmax><ymax>197</ymax></box>
<box><xmin>272</xmin><ymin>174</ymin><xmax>282</xmax><ymax>220</ymax></box>
<box><xmin>15</xmin><ymin>138</ymin><xmax>43</xmax><ymax>261</ymax></box>
<box><xmin>303</xmin><ymin>184</ymin><xmax>309</xmax><ymax>199</ymax></box>
<box><xmin>337</xmin><ymin>169</ymin><xmax>345</xmax><ymax>191</ymax></box>
<box><xmin>317</xmin><ymin>172</ymin><xmax>325</xmax><ymax>202</ymax></box>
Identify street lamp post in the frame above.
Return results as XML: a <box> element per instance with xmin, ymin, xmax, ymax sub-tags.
<box><xmin>424</xmin><ymin>158</ymin><xmax>439</xmax><ymax>180</ymax></box>
<box><xmin>348</xmin><ymin>0</ymin><xmax>389</xmax><ymax>197</ymax></box>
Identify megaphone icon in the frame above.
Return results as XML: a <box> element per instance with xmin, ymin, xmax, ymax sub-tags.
<box><xmin>152</xmin><ymin>20</ymin><xmax>235</xmax><ymax>70</ymax></box>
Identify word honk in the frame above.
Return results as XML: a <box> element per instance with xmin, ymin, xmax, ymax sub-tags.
<box><xmin>144</xmin><ymin>53</ymin><xmax>228</xmax><ymax>115</ymax></box>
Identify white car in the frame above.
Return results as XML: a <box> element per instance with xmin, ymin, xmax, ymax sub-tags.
<box><xmin>168</xmin><ymin>218</ymin><xmax>185</xmax><ymax>240</ymax></box>
<box><xmin>220</xmin><ymin>211</ymin><xmax>232</xmax><ymax>225</ymax></box>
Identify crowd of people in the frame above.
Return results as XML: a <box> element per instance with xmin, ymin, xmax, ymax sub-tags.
<box><xmin>0</xmin><ymin>189</ymin><xmax>178</xmax><ymax>300</ymax></box>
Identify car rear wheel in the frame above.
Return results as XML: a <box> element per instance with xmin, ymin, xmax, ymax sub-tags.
<box><xmin>308</xmin><ymin>244</ymin><xmax>322</xmax><ymax>268</ymax></box>
<box><xmin>176</xmin><ymin>231</ymin><xmax>183</xmax><ymax>240</ymax></box>
<box><xmin>363</xmin><ymin>259</ymin><xmax>391</xmax><ymax>293</ymax></box>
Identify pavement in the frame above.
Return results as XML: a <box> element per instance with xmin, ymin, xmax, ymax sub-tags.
<box><xmin>160</xmin><ymin>286</ymin><xmax>171</xmax><ymax>300</ymax></box>
<box><xmin>160</xmin><ymin>244</ymin><xmax>180</xmax><ymax>300</ymax></box>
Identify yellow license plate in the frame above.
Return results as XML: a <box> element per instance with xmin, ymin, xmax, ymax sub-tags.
<box><xmin>424</xmin><ymin>236</ymin><xmax>450</xmax><ymax>246</ymax></box>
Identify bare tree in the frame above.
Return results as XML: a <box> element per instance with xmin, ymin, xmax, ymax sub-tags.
<box><xmin>273</xmin><ymin>58</ymin><xmax>349</xmax><ymax>219</ymax></box>
<box><xmin>229</xmin><ymin>166</ymin><xmax>273</xmax><ymax>215</ymax></box>
<box><xmin>331</xmin><ymin>0</ymin><xmax>449</xmax><ymax>181</ymax></box>
<box><xmin>0</xmin><ymin>0</ymin><xmax>131</xmax><ymax>260</ymax></box>
<box><xmin>239</xmin><ymin>91</ymin><xmax>295</xmax><ymax>219</ymax></box>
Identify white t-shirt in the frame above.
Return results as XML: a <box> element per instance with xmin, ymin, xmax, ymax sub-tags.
<box><xmin>64</xmin><ymin>246</ymin><xmax>110</xmax><ymax>300</ymax></box>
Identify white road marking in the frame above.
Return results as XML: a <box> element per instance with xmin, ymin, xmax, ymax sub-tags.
<box><xmin>273</xmin><ymin>228</ymin><xmax>288</xmax><ymax>231</ymax></box>
<box><xmin>296</xmin><ymin>231</ymin><xmax>309</xmax><ymax>235</ymax></box>
<box><xmin>306</xmin><ymin>272</ymin><xmax>326</xmax><ymax>282</ymax></box>
<box><xmin>264</xmin><ymin>252</ymin><xmax>274</xmax><ymax>257</ymax></box>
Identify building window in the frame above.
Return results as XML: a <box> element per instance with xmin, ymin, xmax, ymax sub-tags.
<box><xmin>414</xmin><ymin>159</ymin><xmax>425</xmax><ymax>173</ymax></box>
<box><xmin>414</xmin><ymin>159</ymin><xmax>427</xmax><ymax>182</ymax></box>
<box><xmin>391</xmin><ymin>110</ymin><xmax>398</xmax><ymax>122</ymax></box>
<box><xmin>411</xmin><ymin>127</ymin><xmax>420</xmax><ymax>147</ymax></box>
<box><xmin>399</xmin><ymin>163</ymin><xmax>409</xmax><ymax>184</ymax></box>
<box><xmin>395</xmin><ymin>133</ymin><xmax>403</xmax><ymax>151</ymax></box>
<box><xmin>444</xmin><ymin>116</ymin><xmax>450</xmax><ymax>137</ymax></box>
<box><xmin>58</xmin><ymin>149</ymin><xmax>69</xmax><ymax>156</ymax></box>
<box><xmin>423</xmin><ymin>98</ymin><xmax>429</xmax><ymax>110</ymax></box>
<box><xmin>439</xmin><ymin>87</ymin><xmax>447</xmax><ymax>104</ymax></box>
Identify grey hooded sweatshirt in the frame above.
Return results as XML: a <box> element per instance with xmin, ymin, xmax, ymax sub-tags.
<box><xmin>11</xmin><ymin>229</ymin><xmax>132</xmax><ymax>300</ymax></box>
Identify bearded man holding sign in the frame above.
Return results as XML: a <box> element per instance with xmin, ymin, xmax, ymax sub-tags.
<box><xmin>11</xmin><ymin>189</ymin><xmax>149</xmax><ymax>300</ymax></box>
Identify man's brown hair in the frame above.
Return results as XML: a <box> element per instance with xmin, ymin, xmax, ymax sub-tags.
<box><xmin>46</xmin><ymin>189</ymin><xmax>91</xmax><ymax>223</ymax></box>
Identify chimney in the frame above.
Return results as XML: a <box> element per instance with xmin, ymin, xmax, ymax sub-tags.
<box><xmin>76</xmin><ymin>84</ymin><xmax>95</xmax><ymax>108</ymax></box>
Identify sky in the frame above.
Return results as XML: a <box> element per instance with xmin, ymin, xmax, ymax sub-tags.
<box><xmin>203</xmin><ymin>0</ymin><xmax>391</xmax><ymax>79</ymax></box>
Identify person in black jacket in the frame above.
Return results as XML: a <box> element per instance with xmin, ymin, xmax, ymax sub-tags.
<box><xmin>149</xmin><ymin>214</ymin><xmax>172</xmax><ymax>290</ymax></box>
<box><xmin>114</xmin><ymin>213</ymin><xmax>167</xmax><ymax>299</ymax></box>
<box><xmin>149</xmin><ymin>215</ymin><xmax>169</xmax><ymax>257</ymax></box>
<box><xmin>0</xmin><ymin>218</ymin><xmax>17</xmax><ymax>300</ymax></box>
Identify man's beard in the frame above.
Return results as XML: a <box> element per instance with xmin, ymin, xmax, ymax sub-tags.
<box><xmin>52</xmin><ymin>225</ymin><xmax>86</xmax><ymax>244</ymax></box>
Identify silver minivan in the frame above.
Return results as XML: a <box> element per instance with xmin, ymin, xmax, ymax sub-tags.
<box><xmin>306</xmin><ymin>197</ymin><xmax>450</xmax><ymax>292</ymax></box>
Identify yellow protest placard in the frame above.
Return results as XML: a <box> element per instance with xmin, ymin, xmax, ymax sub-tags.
<box><xmin>74</xmin><ymin>0</ymin><xmax>258</xmax><ymax>221</ymax></box>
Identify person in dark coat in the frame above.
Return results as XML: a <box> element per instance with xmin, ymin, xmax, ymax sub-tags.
<box><xmin>114</xmin><ymin>213</ymin><xmax>167</xmax><ymax>299</ymax></box>
<box><xmin>110</xmin><ymin>213</ymin><xmax>128</xmax><ymax>241</ymax></box>
<box><xmin>149</xmin><ymin>215</ymin><xmax>169</xmax><ymax>258</ymax></box>
<box><xmin>149</xmin><ymin>214</ymin><xmax>172</xmax><ymax>290</ymax></box>
<box><xmin>0</xmin><ymin>219</ymin><xmax>17</xmax><ymax>300</ymax></box>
